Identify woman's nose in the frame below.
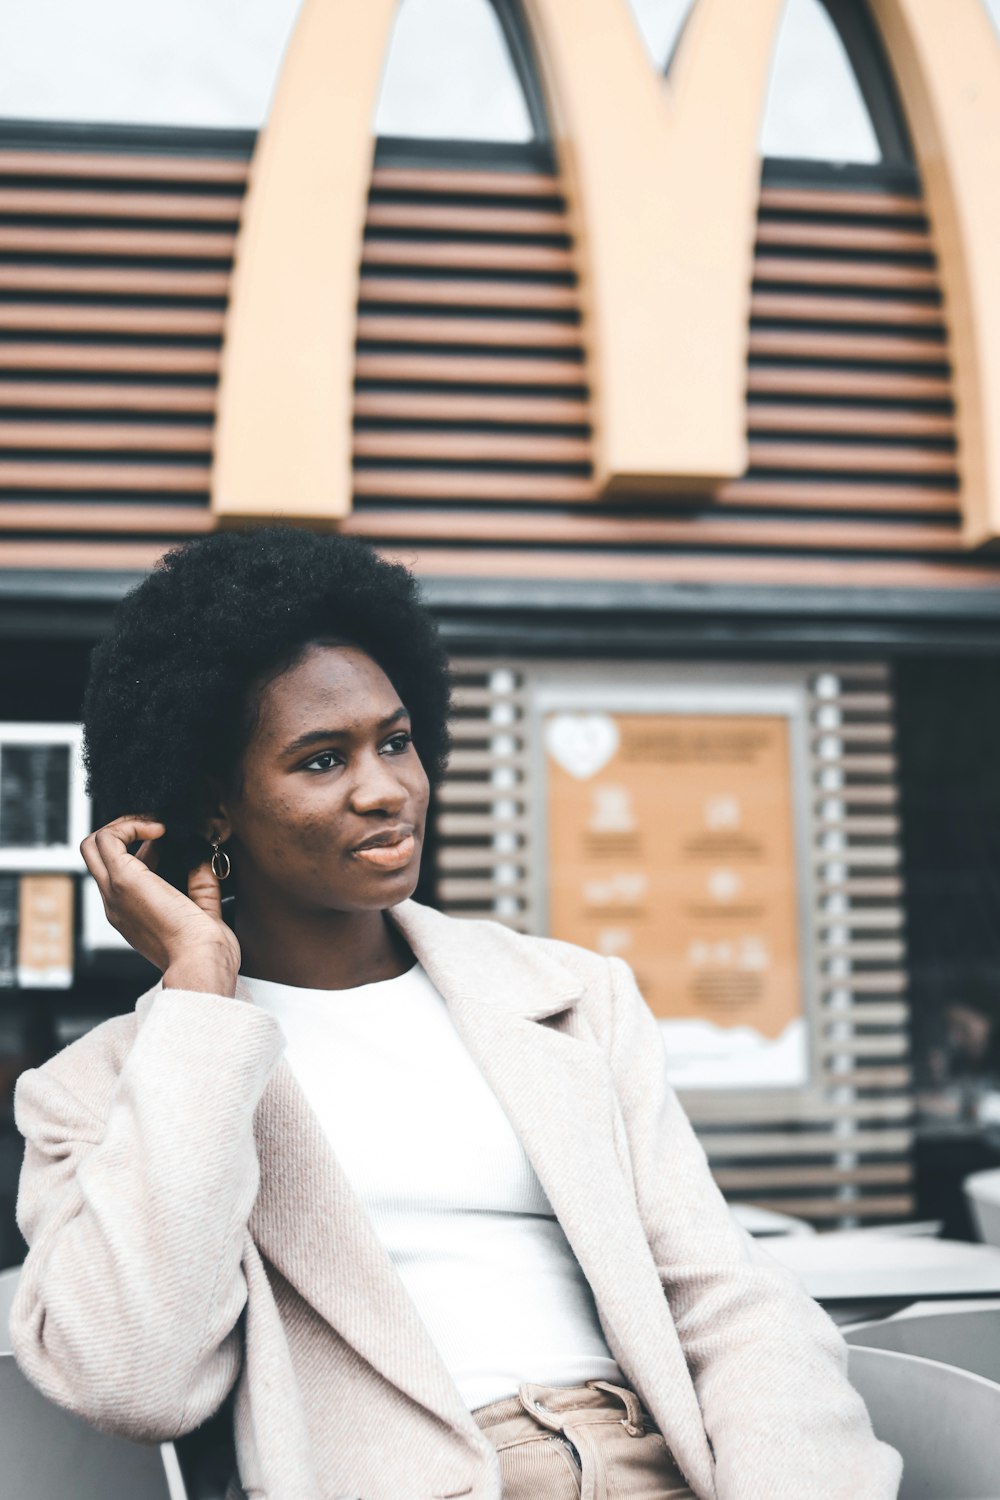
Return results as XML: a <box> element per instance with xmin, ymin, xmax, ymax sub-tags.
<box><xmin>349</xmin><ymin>751</ymin><xmax>407</xmax><ymax>813</ymax></box>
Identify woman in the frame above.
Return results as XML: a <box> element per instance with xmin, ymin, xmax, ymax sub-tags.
<box><xmin>9</xmin><ymin>529</ymin><xmax>900</xmax><ymax>1500</ymax></box>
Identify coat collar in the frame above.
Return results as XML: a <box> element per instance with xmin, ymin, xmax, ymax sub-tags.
<box><xmin>385</xmin><ymin>898</ymin><xmax>583</xmax><ymax>1019</ymax></box>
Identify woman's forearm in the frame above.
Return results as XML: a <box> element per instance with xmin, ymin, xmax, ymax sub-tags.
<box><xmin>11</xmin><ymin>988</ymin><xmax>283</xmax><ymax>1442</ymax></box>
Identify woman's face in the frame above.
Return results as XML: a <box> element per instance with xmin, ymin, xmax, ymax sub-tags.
<box><xmin>218</xmin><ymin>643</ymin><xmax>430</xmax><ymax>914</ymax></box>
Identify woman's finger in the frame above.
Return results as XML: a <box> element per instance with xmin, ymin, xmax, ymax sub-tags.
<box><xmin>80</xmin><ymin>830</ymin><xmax>110</xmax><ymax>893</ymax></box>
<box><xmin>187</xmin><ymin>858</ymin><xmax>223</xmax><ymax>922</ymax></box>
<box><xmin>94</xmin><ymin>818</ymin><xmax>166</xmax><ymax>877</ymax></box>
<box><xmin>133</xmin><ymin>838</ymin><xmax>160</xmax><ymax>871</ymax></box>
<box><xmin>103</xmin><ymin>815</ymin><xmax>166</xmax><ymax>849</ymax></box>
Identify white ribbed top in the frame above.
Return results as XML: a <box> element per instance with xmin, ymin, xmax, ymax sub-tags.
<box><xmin>244</xmin><ymin>961</ymin><xmax>622</xmax><ymax>1409</ymax></box>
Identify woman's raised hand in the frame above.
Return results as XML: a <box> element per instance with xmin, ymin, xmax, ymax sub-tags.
<box><xmin>81</xmin><ymin>816</ymin><xmax>240</xmax><ymax>996</ymax></box>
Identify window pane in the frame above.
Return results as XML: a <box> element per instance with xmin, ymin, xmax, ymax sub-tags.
<box><xmin>760</xmin><ymin>0</ymin><xmax>881</xmax><ymax>163</ymax></box>
<box><xmin>625</xmin><ymin>0</ymin><xmax>697</xmax><ymax>72</ymax></box>
<box><xmin>374</xmin><ymin>0</ymin><xmax>534</xmax><ymax>141</ymax></box>
<box><xmin>1</xmin><ymin>0</ymin><xmax>301</xmax><ymax>127</ymax></box>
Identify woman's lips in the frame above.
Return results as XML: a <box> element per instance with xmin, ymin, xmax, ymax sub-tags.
<box><xmin>351</xmin><ymin>833</ymin><xmax>416</xmax><ymax>871</ymax></box>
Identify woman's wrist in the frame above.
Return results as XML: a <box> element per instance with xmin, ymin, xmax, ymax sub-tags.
<box><xmin>162</xmin><ymin>944</ymin><xmax>238</xmax><ymax>998</ymax></box>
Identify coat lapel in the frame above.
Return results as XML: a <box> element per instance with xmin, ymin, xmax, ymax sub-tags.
<box><xmin>391</xmin><ymin>903</ymin><xmax>717</xmax><ymax>1496</ymax></box>
<box><xmin>249</xmin><ymin>1051</ymin><xmax>482</xmax><ymax>1441</ymax></box>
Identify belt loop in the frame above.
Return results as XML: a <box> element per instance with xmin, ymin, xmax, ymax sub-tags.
<box><xmin>586</xmin><ymin>1379</ymin><xmax>644</xmax><ymax>1436</ymax></box>
<box><xmin>517</xmin><ymin>1382</ymin><xmax>564</xmax><ymax>1433</ymax></box>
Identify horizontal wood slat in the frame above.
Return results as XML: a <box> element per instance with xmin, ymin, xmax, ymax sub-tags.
<box><xmin>0</xmin><ymin>304</ymin><xmax>225</xmax><ymax>336</ymax></box>
<box><xmin>748</xmin><ymin>329</ymin><xmax>947</xmax><ymax>365</ymax></box>
<box><xmin>758</xmin><ymin>186</ymin><xmax>925</xmax><ymax>219</ymax></box>
<box><xmin>0</xmin><ymin>265</ymin><xmax>231</xmax><ymax>296</ymax></box>
<box><xmin>356</xmin><ymin>314</ymin><xmax>581</xmax><ymax>349</ymax></box>
<box><xmin>716</xmin><ymin>480</ymin><xmax>959</xmax><ymax>516</ymax></box>
<box><xmin>702</xmin><ymin>1129</ymin><xmax>911</xmax><ymax>1157</ymax></box>
<box><xmin>0</xmin><ymin>537</ymin><xmax>179</xmax><ymax>569</ymax></box>
<box><xmin>353</xmin><ymin>390</ymin><xmax>590</xmax><ymax>425</ymax></box>
<box><xmin>754</xmin><ymin>256</ymin><xmax>939</xmax><ymax>291</ymax></box>
<box><xmin>354</xmin><ymin>352</ymin><xmax>586</xmax><ymax>386</ymax></box>
<box><xmin>370</xmin><ymin>166</ymin><xmax>562</xmax><ymax>199</ymax></box>
<box><xmin>755</xmin><ymin>221</ymin><xmax>932</xmax><ymax>254</ymax></box>
<box><xmin>747</xmin><ymin>440</ymin><xmax>954</xmax><ymax>475</ymax></box>
<box><xmin>352</xmin><ymin>430</ymin><xmax>589</xmax><ymax>464</ymax></box>
<box><xmin>0</xmin><ymin>459</ymin><xmax>208</xmax><ymax>489</ymax></box>
<box><xmin>365</xmin><ymin>202</ymin><xmax>569</xmax><ymax>236</ymax></box>
<box><xmin>714</xmin><ymin>1162</ymin><xmax>912</xmax><ymax>1190</ymax></box>
<box><xmin>715</xmin><ymin>479</ymin><xmax>959</xmax><ymax>513</ymax></box>
<box><xmin>819</xmin><ymin>972</ymin><xmax>906</xmax><ymax>994</ymax></box>
<box><xmin>341</xmin><ymin>508</ymin><xmax>960</xmax><ymax>554</ymax></box>
<box><xmin>731</xmin><ymin>1195</ymin><xmax>914</xmax><ymax>1220</ymax></box>
<box><xmin>0</xmin><ymin>344</ymin><xmax>219</xmax><ymax>375</ymax></box>
<box><xmin>751</xmin><ymin>292</ymin><xmax>944</xmax><ymax>327</ymax></box>
<box><xmin>0</xmin><ymin>423</ymin><xmax>212</xmax><ymax>450</ymax></box>
<box><xmin>358</xmin><ymin>276</ymin><xmax>578</xmax><ymax>311</ymax></box>
<box><xmin>746</xmin><ymin>366</ymin><xmax>952</xmax><ymax>401</ymax></box>
<box><xmin>361</xmin><ymin>241</ymin><xmax>574</xmax><ymax>274</ymax></box>
<box><xmin>0</xmin><ymin>420</ymin><xmax>210</xmax><ymax>451</ymax></box>
<box><xmin>0</xmin><ymin>500</ymin><xmax>212</xmax><ymax>533</ymax></box>
<box><xmin>747</xmin><ymin>405</ymin><xmax>954</xmax><ymax>438</ymax></box>
<box><xmin>811</xmin><ymin>721</ymin><xmax>895</xmax><ymax>743</ymax></box>
<box><xmin>353</xmin><ymin>470</ymin><xmax>598</xmax><ymax>502</ymax></box>
<box><xmin>0</xmin><ymin>226</ymin><xmax>236</xmax><ymax>257</ymax></box>
<box><xmin>0</xmin><ymin>148</ymin><xmax>250</xmax><ymax>184</ymax></box>
<box><xmin>0</xmin><ymin>382</ymin><xmax>217</xmax><ymax>412</ymax></box>
<box><xmin>0</xmin><ymin>187</ymin><xmax>242</xmax><ymax>221</ymax></box>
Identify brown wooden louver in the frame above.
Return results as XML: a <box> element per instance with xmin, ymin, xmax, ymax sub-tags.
<box><xmin>0</xmin><ymin>135</ymin><xmax>998</xmax><ymax>591</ymax></box>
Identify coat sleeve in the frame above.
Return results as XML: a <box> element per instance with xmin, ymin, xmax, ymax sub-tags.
<box><xmin>10</xmin><ymin>988</ymin><xmax>284</xmax><ymax>1443</ymax></box>
<box><xmin>604</xmin><ymin>956</ymin><xmax>902</xmax><ymax>1500</ymax></box>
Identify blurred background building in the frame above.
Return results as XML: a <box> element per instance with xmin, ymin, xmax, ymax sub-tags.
<box><xmin>2</xmin><ymin>0</ymin><xmax>1000</xmax><ymax>1262</ymax></box>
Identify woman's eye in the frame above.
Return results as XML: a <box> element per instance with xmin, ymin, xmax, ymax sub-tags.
<box><xmin>382</xmin><ymin>732</ymin><xmax>413</xmax><ymax>754</ymax></box>
<box><xmin>303</xmin><ymin>751</ymin><xmax>341</xmax><ymax>772</ymax></box>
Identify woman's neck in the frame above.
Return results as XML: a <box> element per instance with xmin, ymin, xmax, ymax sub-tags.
<box><xmin>233</xmin><ymin>896</ymin><xmax>413</xmax><ymax>991</ymax></box>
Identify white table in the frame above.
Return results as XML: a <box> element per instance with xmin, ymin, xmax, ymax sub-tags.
<box><xmin>763</xmin><ymin>1231</ymin><xmax>1000</xmax><ymax>1303</ymax></box>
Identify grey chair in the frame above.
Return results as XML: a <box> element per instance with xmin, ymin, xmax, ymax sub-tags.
<box><xmin>845</xmin><ymin>1305</ymin><xmax>1000</xmax><ymax>1385</ymax></box>
<box><xmin>965</xmin><ymin>1168</ymin><xmax>1000</xmax><ymax>1248</ymax></box>
<box><xmin>0</xmin><ymin>1352</ymin><xmax>188</xmax><ymax>1499</ymax></box>
<box><xmin>0</xmin><ymin>1263</ymin><xmax>21</xmax><ymax>1351</ymax></box>
<box><xmin>848</xmin><ymin>1344</ymin><xmax>1000</xmax><ymax>1499</ymax></box>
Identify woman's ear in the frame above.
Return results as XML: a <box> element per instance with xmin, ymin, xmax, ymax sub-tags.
<box><xmin>201</xmin><ymin>778</ymin><xmax>233</xmax><ymax>845</ymax></box>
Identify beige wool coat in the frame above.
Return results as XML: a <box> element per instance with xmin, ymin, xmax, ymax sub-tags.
<box><xmin>10</xmin><ymin>899</ymin><xmax>901</xmax><ymax>1500</ymax></box>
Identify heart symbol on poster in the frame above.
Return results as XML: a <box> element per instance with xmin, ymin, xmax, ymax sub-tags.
<box><xmin>545</xmin><ymin>713</ymin><xmax>620</xmax><ymax>780</ymax></box>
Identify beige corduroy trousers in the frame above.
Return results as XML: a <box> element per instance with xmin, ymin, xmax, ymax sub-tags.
<box><xmin>472</xmin><ymin>1380</ymin><xmax>697</xmax><ymax>1499</ymax></box>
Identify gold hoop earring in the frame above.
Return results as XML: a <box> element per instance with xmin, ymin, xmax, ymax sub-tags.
<box><xmin>210</xmin><ymin>836</ymin><xmax>231</xmax><ymax>882</ymax></box>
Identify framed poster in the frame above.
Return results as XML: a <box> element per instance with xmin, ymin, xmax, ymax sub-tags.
<box><xmin>534</xmin><ymin>673</ymin><xmax>818</xmax><ymax>1100</ymax></box>
<box><xmin>0</xmin><ymin>724</ymin><xmax>88</xmax><ymax>872</ymax></box>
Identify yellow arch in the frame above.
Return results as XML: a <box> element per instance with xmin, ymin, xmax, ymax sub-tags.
<box><xmin>868</xmin><ymin>0</ymin><xmax>1000</xmax><ymax>548</ymax></box>
<box><xmin>524</xmin><ymin>0</ymin><xmax>783</xmax><ymax>495</ymax></box>
<box><xmin>212</xmin><ymin>0</ymin><xmax>398</xmax><ymax>521</ymax></box>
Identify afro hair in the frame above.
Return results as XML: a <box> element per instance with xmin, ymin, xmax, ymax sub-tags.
<box><xmin>82</xmin><ymin>527</ymin><xmax>451</xmax><ymax>884</ymax></box>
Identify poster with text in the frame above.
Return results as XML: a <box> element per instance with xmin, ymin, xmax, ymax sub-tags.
<box><xmin>545</xmin><ymin>711</ymin><xmax>808</xmax><ymax>1089</ymax></box>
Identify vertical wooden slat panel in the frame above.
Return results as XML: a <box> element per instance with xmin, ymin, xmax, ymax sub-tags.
<box><xmin>435</xmin><ymin>660</ymin><xmax>913</xmax><ymax>1227</ymax></box>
